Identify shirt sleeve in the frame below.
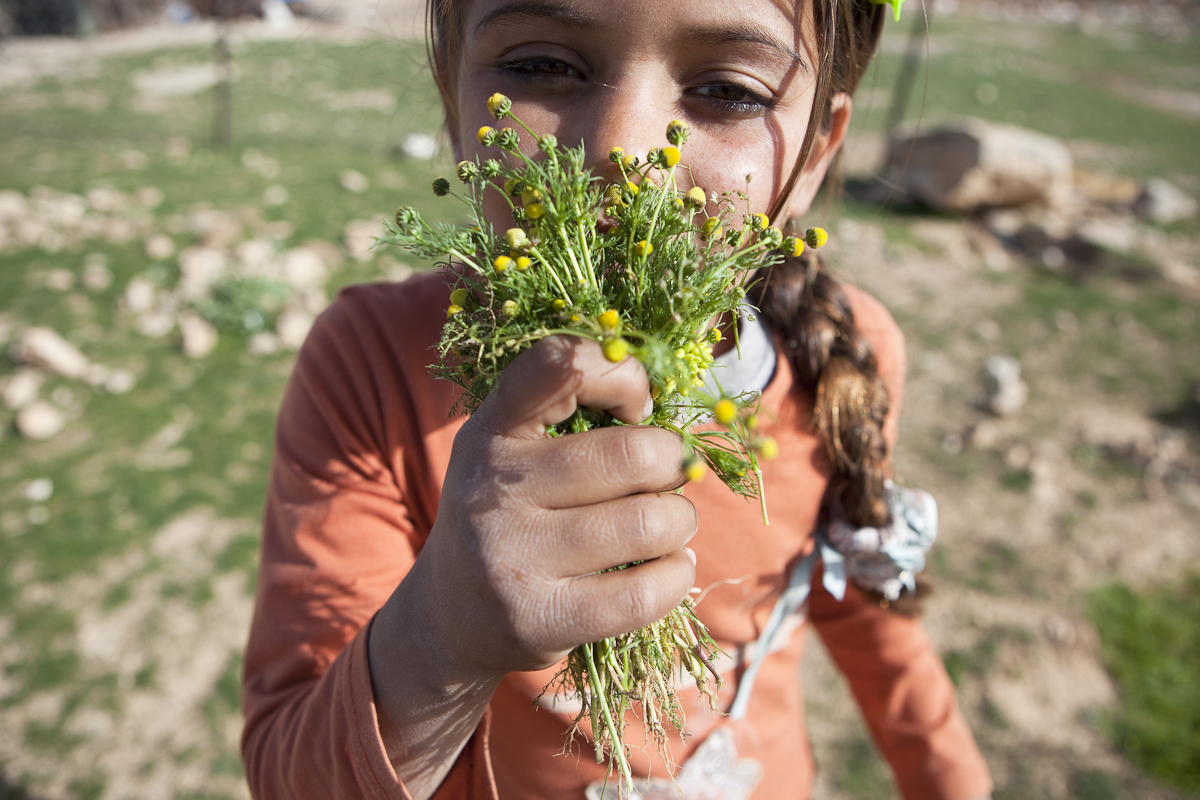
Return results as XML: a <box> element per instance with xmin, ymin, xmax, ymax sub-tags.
<box><xmin>240</xmin><ymin>286</ymin><xmax>496</xmax><ymax>800</ymax></box>
<box><xmin>810</xmin><ymin>287</ymin><xmax>993</xmax><ymax>800</ymax></box>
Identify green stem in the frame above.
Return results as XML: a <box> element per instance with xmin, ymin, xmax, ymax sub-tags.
<box><xmin>585</xmin><ymin>642</ymin><xmax>633</xmax><ymax>794</ymax></box>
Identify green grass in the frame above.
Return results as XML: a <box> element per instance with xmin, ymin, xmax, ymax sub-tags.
<box><xmin>1089</xmin><ymin>576</ymin><xmax>1200</xmax><ymax>796</ymax></box>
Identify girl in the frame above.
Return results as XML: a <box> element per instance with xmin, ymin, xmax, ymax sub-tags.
<box><xmin>241</xmin><ymin>0</ymin><xmax>994</xmax><ymax>798</ymax></box>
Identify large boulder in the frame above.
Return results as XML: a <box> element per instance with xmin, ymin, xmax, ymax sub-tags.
<box><xmin>883</xmin><ymin>119</ymin><xmax>1073</xmax><ymax>214</ymax></box>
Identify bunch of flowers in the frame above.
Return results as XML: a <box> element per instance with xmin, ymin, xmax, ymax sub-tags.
<box><xmin>379</xmin><ymin>94</ymin><xmax>828</xmax><ymax>793</ymax></box>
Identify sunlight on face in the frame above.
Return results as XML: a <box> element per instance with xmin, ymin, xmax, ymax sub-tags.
<box><xmin>450</xmin><ymin>0</ymin><xmax>845</xmax><ymax>231</ymax></box>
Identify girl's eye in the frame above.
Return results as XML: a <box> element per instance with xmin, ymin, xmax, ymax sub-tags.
<box><xmin>690</xmin><ymin>82</ymin><xmax>777</xmax><ymax>116</ymax></box>
<box><xmin>497</xmin><ymin>56</ymin><xmax>583</xmax><ymax>84</ymax></box>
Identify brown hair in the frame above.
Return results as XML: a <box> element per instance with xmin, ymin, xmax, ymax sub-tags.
<box><xmin>428</xmin><ymin>0</ymin><xmax>913</xmax><ymax>605</ymax></box>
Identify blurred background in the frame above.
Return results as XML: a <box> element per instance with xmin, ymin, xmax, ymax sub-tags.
<box><xmin>0</xmin><ymin>0</ymin><xmax>1196</xmax><ymax>798</ymax></box>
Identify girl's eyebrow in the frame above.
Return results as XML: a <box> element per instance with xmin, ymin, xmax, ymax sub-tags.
<box><xmin>474</xmin><ymin>1</ymin><xmax>600</xmax><ymax>35</ymax></box>
<box><xmin>681</xmin><ymin>23</ymin><xmax>810</xmax><ymax>73</ymax></box>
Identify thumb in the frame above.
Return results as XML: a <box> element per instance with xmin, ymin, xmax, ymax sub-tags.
<box><xmin>474</xmin><ymin>335</ymin><xmax>653</xmax><ymax>440</ymax></box>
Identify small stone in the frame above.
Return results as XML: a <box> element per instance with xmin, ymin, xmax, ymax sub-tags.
<box><xmin>0</xmin><ymin>190</ymin><xmax>29</xmax><ymax>221</ymax></box>
<box><xmin>1004</xmin><ymin>443</ymin><xmax>1032</xmax><ymax>471</ymax></box>
<box><xmin>137</xmin><ymin>310</ymin><xmax>175</xmax><ymax>339</ymax></box>
<box><xmin>104</xmin><ymin>368</ymin><xmax>136</xmax><ymax>395</ymax></box>
<box><xmin>177</xmin><ymin>247</ymin><xmax>228</xmax><ymax>300</ymax></box>
<box><xmin>248</xmin><ymin>331</ymin><xmax>281</xmax><ymax>355</ymax></box>
<box><xmin>282</xmin><ymin>247</ymin><xmax>326</xmax><ymax>291</ymax></box>
<box><xmin>2</xmin><ymin>368</ymin><xmax>43</xmax><ymax>411</ymax></box>
<box><xmin>983</xmin><ymin>355</ymin><xmax>1028</xmax><ymax>417</ymax></box>
<box><xmin>400</xmin><ymin>133</ymin><xmax>437</xmax><ymax>160</ymax></box>
<box><xmin>1133</xmin><ymin>178</ymin><xmax>1198</xmax><ymax>225</ymax></box>
<box><xmin>178</xmin><ymin>312</ymin><xmax>218</xmax><ymax>359</ymax></box>
<box><xmin>276</xmin><ymin>308</ymin><xmax>314</xmax><ymax>349</ymax></box>
<box><xmin>82</xmin><ymin>258</ymin><xmax>113</xmax><ymax>292</ymax></box>
<box><xmin>86</xmin><ymin>187</ymin><xmax>128</xmax><ymax>213</ymax></box>
<box><xmin>344</xmin><ymin>219</ymin><xmax>379</xmax><ymax>262</ymax></box>
<box><xmin>145</xmin><ymin>233</ymin><xmax>176</xmax><ymax>260</ymax></box>
<box><xmin>263</xmin><ymin>185</ymin><xmax>290</xmax><ymax>206</ymax></box>
<box><xmin>10</xmin><ymin>327</ymin><xmax>92</xmax><ymax>380</ymax></box>
<box><xmin>43</xmin><ymin>268</ymin><xmax>75</xmax><ymax>291</ymax></box>
<box><xmin>22</xmin><ymin>477</ymin><xmax>53</xmax><ymax>502</ymax></box>
<box><xmin>340</xmin><ymin>169</ymin><xmax>370</xmax><ymax>194</ymax></box>
<box><xmin>137</xmin><ymin>187</ymin><xmax>164</xmax><ymax>208</ymax></box>
<box><xmin>17</xmin><ymin>400</ymin><xmax>67</xmax><ymax>440</ymax></box>
<box><xmin>123</xmin><ymin>276</ymin><xmax>157</xmax><ymax>315</ymax></box>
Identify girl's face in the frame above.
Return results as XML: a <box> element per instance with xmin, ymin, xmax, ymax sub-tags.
<box><xmin>447</xmin><ymin>0</ymin><xmax>851</xmax><ymax>230</ymax></box>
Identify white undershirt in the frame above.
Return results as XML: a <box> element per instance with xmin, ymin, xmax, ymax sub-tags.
<box><xmin>702</xmin><ymin>302</ymin><xmax>778</xmax><ymax>398</ymax></box>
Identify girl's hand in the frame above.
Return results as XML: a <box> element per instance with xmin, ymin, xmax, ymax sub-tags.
<box><xmin>368</xmin><ymin>335</ymin><xmax>697</xmax><ymax>796</ymax></box>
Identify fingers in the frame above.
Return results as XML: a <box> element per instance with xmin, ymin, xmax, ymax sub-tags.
<box><xmin>516</xmin><ymin>425</ymin><xmax>687</xmax><ymax>507</ymax></box>
<box><xmin>533</xmin><ymin>492</ymin><xmax>698</xmax><ymax>577</ymax></box>
<box><xmin>551</xmin><ymin>549</ymin><xmax>698</xmax><ymax>648</ymax></box>
<box><xmin>476</xmin><ymin>336</ymin><xmax>653</xmax><ymax>439</ymax></box>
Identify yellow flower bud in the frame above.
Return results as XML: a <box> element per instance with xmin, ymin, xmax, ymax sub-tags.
<box><xmin>750</xmin><ymin>213</ymin><xmax>769</xmax><ymax>231</ymax></box>
<box><xmin>701</xmin><ymin>217</ymin><xmax>723</xmax><ymax>241</ymax></box>
<box><xmin>757</xmin><ymin>436</ymin><xmax>779</xmax><ymax>460</ymax></box>
<box><xmin>493</xmin><ymin>255</ymin><xmax>513</xmax><ymax>273</ymax></box>
<box><xmin>666</xmin><ymin>118</ymin><xmax>690</xmax><ymax>147</ymax></box>
<box><xmin>621</xmin><ymin>154</ymin><xmax>638</xmax><ymax>170</ymax></box>
<box><xmin>635</xmin><ymin>240</ymin><xmax>653</xmax><ymax>257</ymax></box>
<box><xmin>505</xmin><ymin>228</ymin><xmax>527</xmax><ymax>249</ymax></box>
<box><xmin>609</xmin><ymin>146</ymin><xmax>624</xmax><ymax>163</ymax></box>
<box><xmin>624</xmin><ymin>181</ymin><xmax>639</xmax><ymax>197</ymax></box>
<box><xmin>449</xmin><ymin>288</ymin><xmax>469</xmax><ymax>306</ymax></box>
<box><xmin>602</xmin><ymin>337</ymin><xmax>629</xmax><ymax>362</ymax></box>
<box><xmin>516</xmin><ymin>256</ymin><xmax>532</xmax><ymax>271</ymax></box>
<box><xmin>598</xmin><ymin>309</ymin><xmax>620</xmax><ymax>331</ymax></box>
<box><xmin>783</xmin><ymin>236</ymin><xmax>805</xmax><ymax>258</ymax></box>
<box><xmin>707</xmin><ymin>326</ymin><xmax>723</xmax><ymax>343</ymax></box>
<box><xmin>746</xmin><ymin>414</ymin><xmax>759</xmax><ymax>431</ymax></box>
<box><xmin>684</xmin><ymin>457</ymin><xmax>705</xmax><ymax>483</ymax></box>
<box><xmin>476</xmin><ymin>126</ymin><xmax>496</xmax><ymax>145</ymax></box>
<box><xmin>446</xmin><ymin>304</ymin><xmax>463</xmax><ymax>318</ymax></box>
<box><xmin>713</xmin><ymin>398</ymin><xmax>736</xmax><ymax>425</ymax></box>
<box><xmin>684</xmin><ymin>186</ymin><xmax>707</xmax><ymax>209</ymax></box>
<box><xmin>486</xmin><ymin>92</ymin><xmax>512</xmax><ymax>118</ymax></box>
<box><xmin>661</xmin><ymin>146</ymin><xmax>681</xmax><ymax>167</ymax></box>
<box><xmin>552</xmin><ymin>298</ymin><xmax>567</xmax><ymax>311</ymax></box>
<box><xmin>502</xmin><ymin>299</ymin><xmax>519</xmax><ymax>318</ymax></box>
<box><xmin>521</xmin><ymin>188</ymin><xmax>543</xmax><ymax>205</ymax></box>
<box><xmin>526</xmin><ymin>203</ymin><xmax>545</xmax><ymax>220</ymax></box>
<box><xmin>805</xmin><ymin>226</ymin><xmax>829</xmax><ymax>248</ymax></box>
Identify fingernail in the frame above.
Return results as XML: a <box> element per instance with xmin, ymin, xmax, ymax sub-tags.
<box><xmin>641</xmin><ymin>396</ymin><xmax>654</xmax><ymax>422</ymax></box>
<box><xmin>682</xmin><ymin>546</ymin><xmax>696</xmax><ymax>565</ymax></box>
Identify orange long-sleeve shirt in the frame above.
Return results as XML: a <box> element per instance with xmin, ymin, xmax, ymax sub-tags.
<box><xmin>241</xmin><ymin>272</ymin><xmax>992</xmax><ymax>800</ymax></box>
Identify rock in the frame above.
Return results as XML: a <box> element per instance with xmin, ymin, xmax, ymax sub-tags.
<box><xmin>344</xmin><ymin>219</ymin><xmax>380</xmax><ymax>263</ymax></box>
<box><xmin>86</xmin><ymin>187</ymin><xmax>128</xmax><ymax>214</ymax></box>
<box><xmin>884</xmin><ymin>119</ymin><xmax>1073</xmax><ymax>213</ymax></box>
<box><xmin>145</xmin><ymin>234</ymin><xmax>176</xmax><ymax>260</ymax></box>
<box><xmin>178</xmin><ymin>312</ymin><xmax>218</xmax><ymax>359</ymax></box>
<box><xmin>248</xmin><ymin>331</ymin><xmax>281</xmax><ymax>355</ymax></box>
<box><xmin>264</xmin><ymin>185</ymin><xmax>290</xmax><ymax>206</ymax></box>
<box><xmin>43</xmin><ymin>268</ymin><xmax>76</xmax><ymax>291</ymax></box>
<box><xmin>2</xmin><ymin>368</ymin><xmax>43</xmax><ymax>410</ymax></box>
<box><xmin>1133</xmin><ymin>178</ymin><xmax>1198</xmax><ymax>224</ymax></box>
<box><xmin>282</xmin><ymin>247</ymin><xmax>326</xmax><ymax>291</ymax></box>
<box><xmin>137</xmin><ymin>309</ymin><xmax>176</xmax><ymax>339</ymax></box>
<box><xmin>340</xmin><ymin>169</ymin><xmax>370</xmax><ymax>194</ymax></box>
<box><xmin>983</xmin><ymin>355</ymin><xmax>1028</xmax><ymax>417</ymax></box>
<box><xmin>10</xmin><ymin>327</ymin><xmax>92</xmax><ymax>380</ymax></box>
<box><xmin>104</xmin><ymin>368</ymin><xmax>136</xmax><ymax>395</ymax></box>
<box><xmin>17</xmin><ymin>401</ymin><xmax>67</xmax><ymax>440</ymax></box>
<box><xmin>82</xmin><ymin>256</ymin><xmax>113</xmax><ymax>291</ymax></box>
<box><xmin>177</xmin><ymin>246</ymin><xmax>228</xmax><ymax>300</ymax></box>
<box><xmin>1159</xmin><ymin>259</ymin><xmax>1200</xmax><ymax>294</ymax></box>
<box><xmin>1072</xmin><ymin>168</ymin><xmax>1141</xmax><ymax>207</ymax></box>
<box><xmin>123</xmin><ymin>276</ymin><xmax>158</xmax><ymax>315</ymax></box>
<box><xmin>400</xmin><ymin>133</ymin><xmax>437</xmax><ymax>160</ymax></box>
<box><xmin>0</xmin><ymin>190</ymin><xmax>28</xmax><ymax>221</ymax></box>
<box><xmin>22</xmin><ymin>477</ymin><xmax>54</xmax><ymax>502</ymax></box>
<box><xmin>137</xmin><ymin>187</ymin><xmax>164</xmax><ymax>208</ymax></box>
<box><xmin>236</xmin><ymin>239</ymin><xmax>278</xmax><ymax>276</ymax></box>
<box><xmin>276</xmin><ymin>308</ymin><xmax>314</xmax><ymax>349</ymax></box>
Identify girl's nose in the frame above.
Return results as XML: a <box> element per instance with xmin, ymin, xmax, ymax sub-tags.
<box><xmin>566</xmin><ymin>79</ymin><xmax>679</xmax><ymax>180</ymax></box>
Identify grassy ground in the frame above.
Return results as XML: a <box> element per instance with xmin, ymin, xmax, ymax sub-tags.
<box><xmin>0</xmin><ymin>10</ymin><xmax>1197</xmax><ymax>800</ymax></box>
